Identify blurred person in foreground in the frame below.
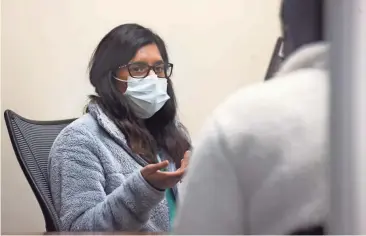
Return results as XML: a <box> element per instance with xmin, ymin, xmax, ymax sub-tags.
<box><xmin>174</xmin><ymin>0</ymin><xmax>328</xmax><ymax>234</ymax></box>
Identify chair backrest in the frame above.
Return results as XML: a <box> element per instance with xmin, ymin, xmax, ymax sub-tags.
<box><xmin>4</xmin><ymin>110</ymin><xmax>76</xmax><ymax>232</ymax></box>
<box><xmin>290</xmin><ymin>224</ymin><xmax>325</xmax><ymax>235</ymax></box>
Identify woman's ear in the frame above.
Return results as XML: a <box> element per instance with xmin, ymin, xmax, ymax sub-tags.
<box><xmin>116</xmin><ymin>82</ymin><xmax>128</xmax><ymax>94</ymax></box>
<box><xmin>111</xmin><ymin>71</ymin><xmax>128</xmax><ymax>93</ymax></box>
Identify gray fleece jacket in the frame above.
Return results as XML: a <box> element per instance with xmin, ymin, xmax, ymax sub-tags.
<box><xmin>48</xmin><ymin>103</ymin><xmax>179</xmax><ymax>232</ymax></box>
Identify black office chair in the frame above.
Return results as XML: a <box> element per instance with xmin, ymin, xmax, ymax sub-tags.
<box><xmin>4</xmin><ymin>110</ymin><xmax>76</xmax><ymax>232</ymax></box>
<box><xmin>264</xmin><ymin>37</ymin><xmax>284</xmax><ymax>81</ymax></box>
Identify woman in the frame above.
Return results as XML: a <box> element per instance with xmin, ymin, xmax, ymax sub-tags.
<box><xmin>48</xmin><ymin>23</ymin><xmax>191</xmax><ymax>232</ymax></box>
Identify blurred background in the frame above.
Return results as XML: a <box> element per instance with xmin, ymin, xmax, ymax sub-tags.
<box><xmin>1</xmin><ymin>0</ymin><xmax>281</xmax><ymax>233</ymax></box>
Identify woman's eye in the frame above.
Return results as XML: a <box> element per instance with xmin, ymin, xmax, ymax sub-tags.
<box><xmin>155</xmin><ymin>66</ymin><xmax>164</xmax><ymax>73</ymax></box>
<box><xmin>132</xmin><ymin>67</ymin><xmax>145</xmax><ymax>72</ymax></box>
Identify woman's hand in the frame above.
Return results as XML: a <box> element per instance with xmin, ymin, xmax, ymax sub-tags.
<box><xmin>141</xmin><ymin>151</ymin><xmax>190</xmax><ymax>190</ymax></box>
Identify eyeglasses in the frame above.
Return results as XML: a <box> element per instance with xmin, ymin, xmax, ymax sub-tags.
<box><xmin>117</xmin><ymin>62</ymin><xmax>173</xmax><ymax>79</ymax></box>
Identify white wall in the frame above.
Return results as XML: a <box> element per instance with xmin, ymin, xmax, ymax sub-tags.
<box><xmin>1</xmin><ymin>0</ymin><xmax>280</xmax><ymax>233</ymax></box>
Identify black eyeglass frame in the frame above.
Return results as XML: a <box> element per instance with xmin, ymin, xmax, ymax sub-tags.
<box><xmin>117</xmin><ymin>62</ymin><xmax>174</xmax><ymax>79</ymax></box>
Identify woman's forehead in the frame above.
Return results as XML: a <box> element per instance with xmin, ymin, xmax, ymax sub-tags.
<box><xmin>131</xmin><ymin>44</ymin><xmax>163</xmax><ymax>63</ymax></box>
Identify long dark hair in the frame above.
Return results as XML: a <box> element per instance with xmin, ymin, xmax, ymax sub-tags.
<box><xmin>280</xmin><ymin>0</ymin><xmax>324</xmax><ymax>58</ymax></box>
<box><xmin>88</xmin><ymin>23</ymin><xmax>191</xmax><ymax>167</ymax></box>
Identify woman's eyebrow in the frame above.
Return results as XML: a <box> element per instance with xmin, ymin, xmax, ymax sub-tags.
<box><xmin>153</xmin><ymin>60</ymin><xmax>164</xmax><ymax>65</ymax></box>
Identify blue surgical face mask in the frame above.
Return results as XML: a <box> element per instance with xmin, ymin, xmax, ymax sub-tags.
<box><xmin>115</xmin><ymin>74</ymin><xmax>170</xmax><ymax>119</ymax></box>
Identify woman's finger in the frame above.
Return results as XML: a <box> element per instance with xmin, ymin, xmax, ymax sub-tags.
<box><xmin>181</xmin><ymin>150</ymin><xmax>190</xmax><ymax>168</ymax></box>
<box><xmin>143</xmin><ymin>161</ymin><xmax>169</xmax><ymax>175</ymax></box>
<box><xmin>156</xmin><ymin>169</ymin><xmax>185</xmax><ymax>178</ymax></box>
<box><xmin>184</xmin><ymin>150</ymin><xmax>191</xmax><ymax>160</ymax></box>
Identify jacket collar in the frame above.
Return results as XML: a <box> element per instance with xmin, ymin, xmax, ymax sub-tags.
<box><xmin>276</xmin><ymin>42</ymin><xmax>329</xmax><ymax>77</ymax></box>
<box><xmin>88</xmin><ymin>102</ymin><xmax>129</xmax><ymax>147</ymax></box>
<box><xmin>88</xmin><ymin>102</ymin><xmax>152</xmax><ymax>166</ymax></box>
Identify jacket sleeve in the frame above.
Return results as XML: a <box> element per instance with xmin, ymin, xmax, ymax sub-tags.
<box><xmin>173</xmin><ymin>119</ymin><xmax>246</xmax><ymax>234</ymax></box>
<box><xmin>49</xmin><ymin>126</ymin><xmax>165</xmax><ymax>231</ymax></box>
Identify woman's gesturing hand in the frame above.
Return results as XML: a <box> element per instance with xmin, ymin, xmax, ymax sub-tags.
<box><xmin>141</xmin><ymin>151</ymin><xmax>190</xmax><ymax>190</ymax></box>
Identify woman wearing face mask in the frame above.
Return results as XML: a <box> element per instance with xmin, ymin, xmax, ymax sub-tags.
<box><xmin>48</xmin><ymin>23</ymin><xmax>191</xmax><ymax>232</ymax></box>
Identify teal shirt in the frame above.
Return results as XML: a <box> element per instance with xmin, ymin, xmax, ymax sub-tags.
<box><xmin>166</xmin><ymin>188</ymin><xmax>176</xmax><ymax>229</ymax></box>
<box><xmin>157</xmin><ymin>155</ymin><xmax>177</xmax><ymax>229</ymax></box>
